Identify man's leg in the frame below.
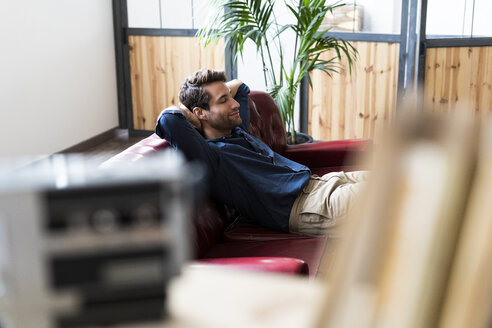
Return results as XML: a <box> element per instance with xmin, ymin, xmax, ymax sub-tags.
<box><xmin>289</xmin><ymin>171</ymin><xmax>368</xmax><ymax>236</ymax></box>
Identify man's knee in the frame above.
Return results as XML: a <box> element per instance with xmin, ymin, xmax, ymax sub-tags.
<box><xmin>326</xmin><ymin>180</ymin><xmax>365</xmax><ymax>219</ymax></box>
<box><xmin>345</xmin><ymin>170</ymin><xmax>369</xmax><ymax>183</ymax></box>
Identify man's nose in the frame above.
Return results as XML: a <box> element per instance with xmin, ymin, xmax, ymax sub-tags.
<box><xmin>231</xmin><ymin>98</ymin><xmax>240</xmax><ymax>108</ymax></box>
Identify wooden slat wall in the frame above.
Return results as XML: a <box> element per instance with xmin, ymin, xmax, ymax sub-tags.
<box><xmin>424</xmin><ymin>46</ymin><xmax>492</xmax><ymax>119</ymax></box>
<box><xmin>129</xmin><ymin>36</ymin><xmax>225</xmax><ymax>130</ymax></box>
<box><xmin>309</xmin><ymin>42</ymin><xmax>400</xmax><ymax>142</ymax></box>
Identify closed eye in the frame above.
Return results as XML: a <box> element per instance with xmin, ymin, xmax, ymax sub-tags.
<box><xmin>217</xmin><ymin>95</ymin><xmax>228</xmax><ymax>104</ymax></box>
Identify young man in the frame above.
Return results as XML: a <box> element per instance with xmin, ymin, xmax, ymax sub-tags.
<box><xmin>156</xmin><ymin>68</ymin><xmax>367</xmax><ymax>236</ymax></box>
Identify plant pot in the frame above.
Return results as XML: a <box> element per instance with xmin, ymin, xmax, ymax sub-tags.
<box><xmin>287</xmin><ymin>131</ymin><xmax>314</xmax><ymax>145</ymax></box>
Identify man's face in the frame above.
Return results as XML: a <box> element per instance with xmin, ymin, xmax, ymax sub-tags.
<box><xmin>202</xmin><ymin>81</ymin><xmax>242</xmax><ymax>134</ymax></box>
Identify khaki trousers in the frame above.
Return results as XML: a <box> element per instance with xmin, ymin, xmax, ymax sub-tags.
<box><xmin>289</xmin><ymin>171</ymin><xmax>368</xmax><ymax>236</ymax></box>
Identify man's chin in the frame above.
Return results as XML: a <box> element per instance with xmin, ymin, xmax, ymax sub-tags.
<box><xmin>233</xmin><ymin>117</ymin><xmax>243</xmax><ymax>127</ymax></box>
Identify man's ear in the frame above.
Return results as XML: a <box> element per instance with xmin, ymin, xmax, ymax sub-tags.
<box><xmin>193</xmin><ymin>107</ymin><xmax>207</xmax><ymax>120</ymax></box>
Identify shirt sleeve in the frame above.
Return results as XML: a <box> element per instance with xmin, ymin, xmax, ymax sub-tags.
<box><xmin>236</xmin><ymin>83</ymin><xmax>251</xmax><ymax>131</ymax></box>
<box><xmin>155</xmin><ymin>110</ymin><xmax>219</xmax><ymax>166</ymax></box>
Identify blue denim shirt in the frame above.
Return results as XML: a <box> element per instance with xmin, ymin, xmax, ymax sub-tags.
<box><xmin>155</xmin><ymin>84</ymin><xmax>311</xmax><ymax>232</ymax></box>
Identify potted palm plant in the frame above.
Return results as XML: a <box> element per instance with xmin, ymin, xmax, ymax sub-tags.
<box><xmin>198</xmin><ymin>0</ymin><xmax>357</xmax><ymax>144</ymax></box>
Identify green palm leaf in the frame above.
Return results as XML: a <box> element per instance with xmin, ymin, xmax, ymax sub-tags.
<box><xmin>198</xmin><ymin>0</ymin><xmax>358</xmax><ymax>143</ymax></box>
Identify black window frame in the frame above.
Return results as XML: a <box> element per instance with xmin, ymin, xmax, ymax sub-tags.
<box><xmin>113</xmin><ymin>0</ymin><xmax>492</xmax><ymax>135</ymax></box>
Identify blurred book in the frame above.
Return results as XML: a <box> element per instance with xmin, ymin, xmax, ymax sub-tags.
<box><xmin>167</xmin><ymin>266</ymin><xmax>320</xmax><ymax>328</ymax></box>
<box><xmin>314</xmin><ymin>110</ymin><xmax>481</xmax><ymax>328</ymax></box>
<box><xmin>437</xmin><ymin>122</ymin><xmax>492</xmax><ymax>328</ymax></box>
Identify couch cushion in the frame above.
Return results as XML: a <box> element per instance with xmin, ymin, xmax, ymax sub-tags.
<box><xmin>223</xmin><ymin>217</ymin><xmax>313</xmax><ymax>242</ymax></box>
<box><xmin>190</xmin><ymin>201</ymin><xmax>234</xmax><ymax>258</ymax></box>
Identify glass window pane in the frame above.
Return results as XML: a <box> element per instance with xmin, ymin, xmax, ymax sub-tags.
<box><xmin>472</xmin><ymin>0</ymin><xmax>492</xmax><ymax>37</ymax></box>
<box><xmin>127</xmin><ymin>0</ymin><xmax>160</xmax><ymax>28</ymax></box>
<box><xmin>193</xmin><ymin>0</ymin><xmax>213</xmax><ymax>30</ymax></box>
<box><xmin>324</xmin><ymin>0</ymin><xmax>402</xmax><ymax>34</ymax></box>
<box><xmin>161</xmin><ymin>0</ymin><xmax>192</xmax><ymax>29</ymax></box>
<box><xmin>426</xmin><ymin>0</ymin><xmax>472</xmax><ymax>37</ymax></box>
<box><xmin>127</xmin><ymin>0</ymin><xmax>209</xmax><ymax>30</ymax></box>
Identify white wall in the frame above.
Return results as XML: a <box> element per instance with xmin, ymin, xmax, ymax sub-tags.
<box><xmin>0</xmin><ymin>0</ymin><xmax>118</xmax><ymax>157</ymax></box>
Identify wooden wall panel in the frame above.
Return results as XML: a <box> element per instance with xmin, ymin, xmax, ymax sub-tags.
<box><xmin>424</xmin><ymin>47</ymin><xmax>492</xmax><ymax>119</ymax></box>
<box><xmin>309</xmin><ymin>42</ymin><xmax>399</xmax><ymax>142</ymax></box>
<box><xmin>129</xmin><ymin>36</ymin><xmax>225</xmax><ymax>130</ymax></box>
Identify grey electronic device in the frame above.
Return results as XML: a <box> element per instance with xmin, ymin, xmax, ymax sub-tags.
<box><xmin>0</xmin><ymin>151</ymin><xmax>197</xmax><ymax>328</ymax></box>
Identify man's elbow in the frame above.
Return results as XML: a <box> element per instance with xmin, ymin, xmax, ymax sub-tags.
<box><xmin>155</xmin><ymin>118</ymin><xmax>165</xmax><ymax>138</ymax></box>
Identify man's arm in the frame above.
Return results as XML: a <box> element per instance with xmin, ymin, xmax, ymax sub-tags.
<box><xmin>157</xmin><ymin>105</ymin><xmax>202</xmax><ymax>132</ymax></box>
<box><xmin>226</xmin><ymin>79</ymin><xmax>243</xmax><ymax>98</ymax></box>
<box><xmin>155</xmin><ymin>107</ymin><xmax>218</xmax><ymax>166</ymax></box>
<box><xmin>227</xmin><ymin>81</ymin><xmax>250</xmax><ymax>130</ymax></box>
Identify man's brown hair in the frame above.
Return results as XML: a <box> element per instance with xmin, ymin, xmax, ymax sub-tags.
<box><xmin>178</xmin><ymin>68</ymin><xmax>227</xmax><ymax>111</ymax></box>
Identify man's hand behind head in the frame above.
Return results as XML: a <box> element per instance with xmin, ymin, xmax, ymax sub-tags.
<box><xmin>157</xmin><ymin>105</ymin><xmax>203</xmax><ymax>133</ymax></box>
<box><xmin>226</xmin><ymin>79</ymin><xmax>243</xmax><ymax>98</ymax></box>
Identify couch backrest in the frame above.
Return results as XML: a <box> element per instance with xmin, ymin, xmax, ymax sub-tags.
<box><xmin>248</xmin><ymin>91</ymin><xmax>287</xmax><ymax>154</ymax></box>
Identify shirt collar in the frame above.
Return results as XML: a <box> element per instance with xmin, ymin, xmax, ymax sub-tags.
<box><xmin>207</xmin><ymin>127</ymin><xmax>244</xmax><ymax>142</ymax></box>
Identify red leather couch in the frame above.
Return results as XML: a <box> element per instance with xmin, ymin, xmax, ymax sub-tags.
<box><xmin>103</xmin><ymin>91</ymin><xmax>370</xmax><ymax>277</ymax></box>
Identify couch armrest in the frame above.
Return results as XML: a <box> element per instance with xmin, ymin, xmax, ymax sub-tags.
<box><xmin>283</xmin><ymin>139</ymin><xmax>371</xmax><ymax>174</ymax></box>
<box><xmin>100</xmin><ymin>134</ymin><xmax>169</xmax><ymax>168</ymax></box>
<box><xmin>191</xmin><ymin>257</ymin><xmax>308</xmax><ymax>275</ymax></box>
